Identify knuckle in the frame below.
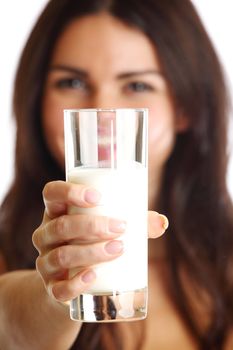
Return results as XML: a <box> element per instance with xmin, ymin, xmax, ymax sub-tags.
<box><xmin>35</xmin><ymin>256</ymin><xmax>43</xmax><ymax>272</ymax></box>
<box><xmin>32</xmin><ymin>229</ymin><xmax>38</xmax><ymax>247</ymax></box>
<box><xmin>66</xmin><ymin>280</ymin><xmax>77</xmax><ymax>295</ymax></box>
<box><xmin>101</xmin><ymin>216</ymin><xmax>109</xmax><ymax>235</ymax></box>
<box><xmin>86</xmin><ymin>217</ymin><xmax>95</xmax><ymax>235</ymax></box>
<box><xmin>66</xmin><ymin>183</ymin><xmax>85</xmax><ymax>205</ymax></box>
<box><xmin>43</xmin><ymin>181</ymin><xmax>62</xmax><ymax>200</ymax></box>
<box><xmin>65</xmin><ymin>182</ymin><xmax>78</xmax><ymax>203</ymax></box>
<box><xmin>66</xmin><ymin>185</ymin><xmax>74</xmax><ymax>202</ymax></box>
<box><xmin>93</xmin><ymin>216</ymin><xmax>103</xmax><ymax>235</ymax></box>
<box><xmin>52</xmin><ymin>246</ymin><xmax>67</xmax><ymax>269</ymax></box>
<box><xmin>87</xmin><ymin>216</ymin><xmax>106</xmax><ymax>237</ymax></box>
<box><xmin>32</xmin><ymin>227</ymin><xmax>41</xmax><ymax>249</ymax></box>
<box><xmin>54</xmin><ymin>216</ymin><xmax>67</xmax><ymax>239</ymax></box>
<box><xmin>65</xmin><ymin>276</ymin><xmax>85</xmax><ymax>298</ymax></box>
<box><xmin>85</xmin><ymin>244</ymin><xmax>103</xmax><ymax>263</ymax></box>
<box><xmin>42</xmin><ymin>182</ymin><xmax>52</xmax><ymax>199</ymax></box>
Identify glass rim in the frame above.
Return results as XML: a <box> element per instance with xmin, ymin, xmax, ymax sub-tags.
<box><xmin>64</xmin><ymin>108</ymin><xmax>148</xmax><ymax>113</ymax></box>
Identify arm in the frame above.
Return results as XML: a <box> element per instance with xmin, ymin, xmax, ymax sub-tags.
<box><xmin>0</xmin><ymin>269</ymin><xmax>82</xmax><ymax>350</ymax></box>
<box><xmin>0</xmin><ymin>180</ymin><xmax>124</xmax><ymax>350</ymax></box>
<box><xmin>0</xmin><ymin>180</ymin><xmax>167</xmax><ymax>350</ymax></box>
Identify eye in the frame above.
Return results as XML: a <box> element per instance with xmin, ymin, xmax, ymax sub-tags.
<box><xmin>124</xmin><ymin>81</ymin><xmax>155</xmax><ymax>93</ymax></box>
<box><xmin>54</xmin><ymin>77</ymin><xmax>88</xmax><ymax>90</ymax></box>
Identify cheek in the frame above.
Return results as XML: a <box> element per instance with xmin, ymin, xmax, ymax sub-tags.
<box><xmin>42</xmin><ymin>92</ymin><xmax>65</xmax><ymax>167</ymax></box>
<box><xmin>148</xmin><ymin>107</ymin><xmax>176</xmax><ymax>169</ymax></box>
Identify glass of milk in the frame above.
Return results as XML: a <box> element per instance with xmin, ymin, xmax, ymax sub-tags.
<box><xmin>64</xmin><ymin>108</ymin><xmax>148</xmax><ymax>322</ymax></box>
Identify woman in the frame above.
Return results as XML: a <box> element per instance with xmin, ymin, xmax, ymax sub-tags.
<box><xmin>0</xmin><ymin>0</ymin><xmax>233</xmax><ymax>349</ymax></box>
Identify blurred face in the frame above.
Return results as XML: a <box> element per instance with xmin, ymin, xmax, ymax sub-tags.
<box><xmin>42</xmin><ymin>13</ymin><xmax>186</xmax><ymax>207</ymax></box>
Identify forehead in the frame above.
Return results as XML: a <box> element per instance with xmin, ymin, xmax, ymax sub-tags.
<box><xmin>50</xmin><ymin>12</ymin><xmax>161</xmax><ymax>72</ymax></box>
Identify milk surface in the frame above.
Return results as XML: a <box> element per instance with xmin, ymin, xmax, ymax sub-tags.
<box><xmin>68</xmin><ymin>163</ymin><xmax>148</xmax><ymax>293</ymax></box>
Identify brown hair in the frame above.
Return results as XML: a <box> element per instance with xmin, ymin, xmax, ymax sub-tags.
<box><xmin>0</xmin><ymin>0</ymin><xmax>233</xmax><ymax>349</ymax></box>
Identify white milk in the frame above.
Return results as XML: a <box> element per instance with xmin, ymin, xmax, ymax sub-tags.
<box><xmin>68</xmin><ymin>163</ymin><xmax>148</xmax><ymax>293</ymax></box>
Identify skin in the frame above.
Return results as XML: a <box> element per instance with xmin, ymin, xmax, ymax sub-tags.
<box><xmin>32</xmin><ymin>13</ymin><xmax>195</xmax><ymax>349</ymax></box>
<box><xmin>41</xmin><ymin>13</ymin><xmax>188</xmax><ymax>209</ymax></box>
<box><xmin>31</xmin><ymin>10</ymin><xmax>195</xmax><ymax>345</ymax></box>
<box><xmin>0</xmin><ymin>12</ymin><xmax>202</xmax><ymax>350</ymax></box>
<box><xmin>32</xmin><ymin>13</ymin><xmax>174</xmax><ymax>295</ymax></box>
<box><xmin>36</xmin><ymin>12</ymin><xmax>177</xmax><ymax>301</ymax></box>
<box><xmin>0</xmin><ymin>11</ymin><xmax>232</xmax><ymax>350</ymax></box>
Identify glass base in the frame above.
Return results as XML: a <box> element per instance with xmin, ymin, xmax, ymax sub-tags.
<box><xmin>70</xmin><ymin>287</ymin><xmax>147</xmax><ymax>322</ymax></box>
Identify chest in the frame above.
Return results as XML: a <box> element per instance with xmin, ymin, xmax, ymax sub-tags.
<box><xmin>119</xmin><ymin>263</ymin><xmax>198</xmax><ymax>350</ymax></box>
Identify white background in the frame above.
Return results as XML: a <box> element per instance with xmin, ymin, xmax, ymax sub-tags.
<box><xmin>0</xmin><ymin>1</ymin><xmax>232</xmax><ymax>203</ymax></box>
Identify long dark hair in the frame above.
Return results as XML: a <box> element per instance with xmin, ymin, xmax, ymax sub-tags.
<box><xmin>0</xmin><ymin>0</ymin><xmax>233</xmax><ymax>349</ymax></box>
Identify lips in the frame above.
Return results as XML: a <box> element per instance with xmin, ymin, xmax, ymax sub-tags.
<box><xmin>98</xmin><ymin>141</ymin><xmax>117</xmax><ymax>162</ymax></box>
<box><xmin>97</xmin><ymin>122</ymin><xmax>116</xmax><ymax>138</ymax></box>
<box><xmin>97</xmin><ymin>116</ymin><xmax>117</xmax><ymax>164</ymax></box>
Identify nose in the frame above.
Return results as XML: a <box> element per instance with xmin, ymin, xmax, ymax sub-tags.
<box><xmin>86</xmin><ymin>89</ymin><xmax>124</xmax><ymax>110</ymax></box>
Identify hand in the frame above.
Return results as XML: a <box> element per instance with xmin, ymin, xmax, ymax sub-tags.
<box><xmin>32</xmin><ymin>181</ymin><xmax>168</xmax><ymax>303</ymax></box>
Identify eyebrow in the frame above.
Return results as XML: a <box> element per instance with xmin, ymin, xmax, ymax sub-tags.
<box><xmin>49</xmin><ymin>64</ymin><xmax>163</xmax><ymax>79</ymax></box>
<box><xmin>50</xmin><ymin>64</ymin><xmax>88</xmax><ymax>77</ymax></box>
<box><xmin>117</xmin><ymin>70</ymin><xmax>163</xmax><ymax>79</ymax></box>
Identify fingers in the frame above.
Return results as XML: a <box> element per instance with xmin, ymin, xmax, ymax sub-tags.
<box><xmin>49</xmin><ymin>269</ymin><xmax>97</xmax><ymax>301</ymax></box>
<box><xmin>36</xmin><ymin>240</ymin><xmax>123</xmax><ymax>278</ymax></box>
<box><xmin>34</xmin><ymin>179</ymin><xmax>169</xmax><ymax>303</ymax></box>
<box><xmin>43</xmin><ymin>181</ymin><xmax>101</xmax><ymax>219</ymax></box>
<box><xmin>36</xmin><ymin>240</ymin><xmax>124</xmax><ymax>302</ymax></box>
<box><xmin>32</xmin><ymin>214</ymin><xmax>126</xmax><ymax>254</ymax></box>
<box><xmin>148</xmin><ymin>211</ymin><xmax>169</xmax><ymax>238</ymax></box>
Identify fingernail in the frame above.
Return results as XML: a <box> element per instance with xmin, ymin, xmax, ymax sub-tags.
<box><xmin>81</xmin><ymin>270</ymin><xmax>96</xmax><ymax>283</ymax></box>
<box><xmin>159</xmin><ymin>214</ymin><xmax>169</xmax><ymax>231</ymax></box>
<box><xmin>104</xmin><ymin>240</ymin><xmax>124</xmax><ymax>255</ymax></box>
<box><xmin>108</xmin><ymin>218</ymin><xmax>127</xmax><ymax>233</ymax></box>
<box><xmin>84</xmin><ymin>188</ymin><xmax>101</xmax><ymax>204</ymax></box>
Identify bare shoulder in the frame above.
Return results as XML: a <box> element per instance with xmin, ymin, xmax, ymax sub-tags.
<box><xmin>0</xmin><ymin>251</ymin><xmax>7</xmax><ymax>274</ymax></box>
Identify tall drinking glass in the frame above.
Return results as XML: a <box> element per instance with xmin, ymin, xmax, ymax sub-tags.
<box><xmin>64</xmin><ymin>108</ymin><xmax>148</xmax><ymax>322</ymax></box>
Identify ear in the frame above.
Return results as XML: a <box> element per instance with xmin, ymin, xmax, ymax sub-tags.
<box><xmin>175</xmin><ymin>113</ymin><xmax>190</xmax><ymax>133</ymax></box>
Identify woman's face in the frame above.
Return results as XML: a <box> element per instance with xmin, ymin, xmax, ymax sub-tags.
<box><xmin>42</xmin><ymin>13</ymin><xmax>186</xmax><ymax>207</ymax></box>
